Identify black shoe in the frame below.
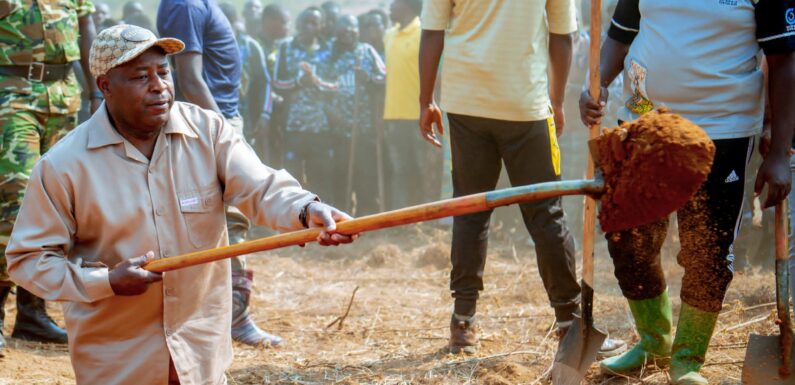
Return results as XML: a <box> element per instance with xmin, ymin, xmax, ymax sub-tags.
<box><xmin>11</xmin><ymin>287</ymin><xmax>67</xmax><ymax>344</ymax></box>
<box><xmin>0</xmin><ymin>286</ymin><xmax>9</xmax><ymax>356</ymax></box>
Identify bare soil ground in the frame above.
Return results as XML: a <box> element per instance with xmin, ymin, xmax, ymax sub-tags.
<box><xmin>0</xmin><ymin>222</ymin><xmax>781</xmax><ymax>385</ymax></box>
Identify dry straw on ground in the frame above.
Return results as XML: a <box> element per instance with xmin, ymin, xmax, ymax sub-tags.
<box><xmin>0</xmin><ymin>224</ymin><xmax>780</xmax><ymax>384</ymax></box>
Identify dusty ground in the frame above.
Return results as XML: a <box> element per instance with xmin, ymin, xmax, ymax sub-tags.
<box><xmin>0</xmin><ymin>221</ymin><xmax>783</xmax><ymax>385</ymax></box>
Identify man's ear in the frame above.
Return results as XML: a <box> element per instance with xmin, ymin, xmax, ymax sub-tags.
<box><xmin>96</xmin><ymin>75</ymin><xmax>110</xmax><ymax>98</ymax></box>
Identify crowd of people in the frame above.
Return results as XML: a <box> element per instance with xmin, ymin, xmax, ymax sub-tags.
<box><xmin>86</xmin><ymin>0</ymin><xmax>440</xmax><ymax>218</ymax></box>
<box><xmin>0</xmin><ymin>0</ymin><xmax>793</xmax><ymax>385</ymax></box>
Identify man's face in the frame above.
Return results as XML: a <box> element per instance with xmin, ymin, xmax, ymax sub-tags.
<box><xmin>93</xmin><ymin>4</ymin><xmax>110</xmax><ymax>26</ymax></box>
<box><xmin>123</xmin><ymin>1</ymin><xmax>144</xmax><ymax>20</ymax></box>
<box><xmin>243</xmin><ymin>0</ymin><xmax>263</xmax><ymax>28</ymax></box>
<box><xmin>100</xmin><ymin>48</ymin><xmax>174</xmax><ymax>137</ymax></box>
<box><xmin>389</xmin><ymin>0</ymin><xmax>407</xmax><ymax>24</ymax></box>
<box><xmin>360</xmin><ymin>15</ymin><xmax>384</xmax><ymax>45</ymax></box>
<box><xmin>263</xmin><ymin>12</ymin><xmax>290</xmax><ymax>41</ymax></box>
<box><xmin>322</xmin><ymin>5</ymin><xmax>340</xmax><ymax>36</ymax></box>
<box><xmin>336</xmin><ymin>16</ymin><xmax>359</xmax><ymax>47</ymax></box>
<box><xmin>244</xmin><ymin>0</ymin><xmax>262</xmax><ymax>17</ymax></box>
<box><xmin>297</xmin><ymin>11</ymin><xmax>322</xmax><ymax>40</ymax></box>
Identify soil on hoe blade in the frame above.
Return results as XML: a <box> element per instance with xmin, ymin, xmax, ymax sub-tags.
<box><xmin>595</xmin><ymin>108</ymin><xmax>716</xmax><ymax>233</ymax></box>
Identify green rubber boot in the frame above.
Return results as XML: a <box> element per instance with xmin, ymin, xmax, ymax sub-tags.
<box><xmin>669</xmin><ymin>303</ymin><xmax>718</xmax><ymax>385</ymax></box>
<box><xmin>600</xmin><ymin>289</ymin><xmax>673</xmax><ymax>375</ymax></box>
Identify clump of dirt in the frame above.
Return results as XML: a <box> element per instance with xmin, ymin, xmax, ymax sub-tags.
<box><xmin>415</xmin><ymin>242</ymin><xmax>449</xmax><ymax>269</ymax></box>
<box><xmin>479</xmin><ymin>374</ymin><xmax>513</xmax><ymax>385</ymax></box>
<box><xmin>478</xmin><ymin>362</ymin><xmax>533</xmax><ymax>385</ymax></box>
<box><xmin>364</xmin><ymin>243</ymin><xmax>401</xmax><ymax>267</ymax></box>
<box><xmin>596</xmin><ymin>108</ymin><xmax>715</xmax><ymax>233</ymax></box>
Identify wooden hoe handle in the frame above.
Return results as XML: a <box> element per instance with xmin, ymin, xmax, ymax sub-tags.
<box><xmin>143</xmin><ymin>179</ymin><xmax>603</xmax><ymax>273</ymax></box>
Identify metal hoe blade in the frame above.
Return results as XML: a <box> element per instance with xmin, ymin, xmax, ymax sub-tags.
<box><xmin>742</xmin><ymin>334</ymin><xmax>795</xmax><ymax>385</ymax></box>
<box><xmin>551</xmin><ymin>284</ymin><xmax>606</xmax><ymax>385</ymax></box>
<box><xmin>742</xmin><ymin>202</ymin><xmax>794</xmax><ymax>385</ymax></box>
<box><xmin>551</xmin><ymin>316</ymin><xmax>606</xmax><ymax>385</ymax></box>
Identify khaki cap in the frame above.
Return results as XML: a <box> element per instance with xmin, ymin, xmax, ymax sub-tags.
<box><xmin>89</xmin><ymin>24</ymin><xmax>184</xmax><ymax>78</ymax></box>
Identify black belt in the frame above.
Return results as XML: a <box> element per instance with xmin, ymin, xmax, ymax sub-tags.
<box><xmin>0</xmin><ymin>62</ymin><xmax>74</xmax><ymax>82</ymax></box>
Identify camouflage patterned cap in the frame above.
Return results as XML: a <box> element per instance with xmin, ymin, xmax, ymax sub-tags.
<box><xmin>89</xmin><ymin>24</ymin><xmax>184</xmax><ymax>78</ymax></box>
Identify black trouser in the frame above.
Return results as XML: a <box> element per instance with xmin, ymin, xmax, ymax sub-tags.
<box><xmin>607</xmin><ymin>137</ymin><xmax>751</xmax><ymax>312</ymax></box>
<box><xmin>448</xmin><ymin>113</ymin><xmax>580</xmax><ymax>322</ymax></box>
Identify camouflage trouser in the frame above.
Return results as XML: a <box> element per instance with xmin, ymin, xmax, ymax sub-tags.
<box><xmin>0</xmin><ymin>110</ymin><xmax>77</xmax><ymax>286</ymax></box>
<box><xmin>225</xmin><ymin>115</ymin><xmax>252</xmax><ymax>274</ymax></box>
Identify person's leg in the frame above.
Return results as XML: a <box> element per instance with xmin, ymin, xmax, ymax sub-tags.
<box><xmin>333</xmin><ymin>130</ymin><xmax>352</xmax><ymax>210</ymax></box>
<box><xmin>284</xmin><ymin>132</ymin><xmax>308</xmax><ymax>187</ymax></box>
<box><xmin>0</xmin><ymin>110</ymin><xmax>34</xmax><ymax>355</ymax></box>
<box><xmin>495</xmin><ymin>117</ymin><xmax>580</xmax><ymax>325</ymax></box>
<box><xmin>672</xmin><ymin>137</ymin><xmax>751</xmax><ymax>385</ymax></box>
<box><xmin>600</xmin><ymin>218</ymin><xmax>673</xmax><ymax>374</ymax></box>
<box><xmin>7</xmin><ymin>111</ymin><xmax>74</xmax><ymax>344</ymax></box>
<box><xmin>495</xmin><ymin>117</ymin><xmax>624</xmax><ymax>356</ymax></box>
<box><xmin>224</xmin><ymin>116</ymin><xmax>281</xmax><ymax>346</ymax></box>
<box><xmin>447</xmin><ymin>113</ymin><xmax>502</xmax><ymax>354</ymax></box>
<box><xmin>306</xmin><ymin>132</ymin><xmax>337</xmax><ymax>205</ymax></box>
<box><xmin>353</xmin><ymin>131</ymin><xmax>379</xmax><ymax>215</ymax></box>
<box><xmin>385</xmin><ymin>120</ymin><xmax>428</xmax><ymax>209</ymax></box>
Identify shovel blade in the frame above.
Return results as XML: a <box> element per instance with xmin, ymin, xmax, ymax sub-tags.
<box><xmin>742</xmin><ymin>334</ymin><xmax>795</xmax><ymax>385</ymax></box>
<box><xmin>550</xmin><ymin>315</ymin><xmax>607</xmax><ymax>385</ymax></box>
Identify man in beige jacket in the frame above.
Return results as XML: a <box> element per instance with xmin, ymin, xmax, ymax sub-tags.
<box><xmin>5</xmin><ymin>24</ymin><xmax>356</xmax><ymax>385</ymax></box>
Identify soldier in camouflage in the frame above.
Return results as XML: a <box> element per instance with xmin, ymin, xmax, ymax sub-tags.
<box><xmin>0</xmin><ymin>0</ymin><xmax>100</xmax><ymax>356</ymax></box>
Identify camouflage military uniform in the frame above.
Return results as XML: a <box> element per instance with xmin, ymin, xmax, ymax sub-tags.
<box><xmin>0</xmin><ymin>0</ymin><xmax>94</xmax><ymax>285</ymax></box>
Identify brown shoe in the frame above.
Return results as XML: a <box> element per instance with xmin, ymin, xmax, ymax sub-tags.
<box><xmin>449</xmin><ymin>314</ymin><xmax>478</xmax><ymax>354</ymax></box>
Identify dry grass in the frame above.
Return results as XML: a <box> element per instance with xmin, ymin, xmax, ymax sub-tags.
<box><xmin>0</xmin><ymin>223</ymin><xmax>781</xmax><ymax>384</ymax></box>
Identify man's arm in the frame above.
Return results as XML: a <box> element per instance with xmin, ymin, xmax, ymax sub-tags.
<box><xmin>754</xmin><ymin>52</ymin><xmax>795</xmax><ymax>207</ymax></box>
<box><xmin>78</xmin><ymin>15</ymin><xmax>101</xmax><ymax>113</ymax></box>
<box><xmin>578</xmin><ymin>0</ymin><xmax>638</xmax><ymax>127</ymax></box>
<box><xmin>6</xmin><ymin>160</ymin><xmax>157</xmax><ymax>302</ymax></box>
<box><xmin>548</xmin><ymin>32</ymin><xmax>572</xmax><ymax>136</ymax></box>
<box><xmin>173</xmin><ymin>53</ymin><xmax>222</xmax><ymax>114</ymax></box>
<box><xmin>752</xmin><ymin>0</ymin><xmax>795</xmax><ymax>207</ymax></box>
<box><xmin>579</xmin><ymin>37</ymin><xmax>630</xmax><ymax>126</ymax></box>
<box><xmin>418</xmin><ymin>29</ymin><xmax>445</xmax><ymax>148</ymax></box>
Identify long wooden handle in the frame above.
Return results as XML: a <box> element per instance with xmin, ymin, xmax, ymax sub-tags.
<box><xmin>143</xmin><ymin>179</ymin><xmax>605</xmax><ymax>273</ymax></box>
<box><xmin>776</xmin><ymin>200</ymin><xmax>788</xmax><ymax>262</ymax></box>
<box><xmin>582</xmin><ymin>0</ymin><xmax>602</xmax><ymax>291</ymax></box>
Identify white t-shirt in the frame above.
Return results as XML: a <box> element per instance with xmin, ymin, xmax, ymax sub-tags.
<box><xmin>608</xmin><ymin>0</ymin><xmax>795</xmax><ymax>139</ymax></box>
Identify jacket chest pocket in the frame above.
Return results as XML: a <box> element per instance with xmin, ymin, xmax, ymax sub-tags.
<box><xmin>178</xmin><ymin>186</ymin><xmax>225</xmax><ymax>249</ymax></box>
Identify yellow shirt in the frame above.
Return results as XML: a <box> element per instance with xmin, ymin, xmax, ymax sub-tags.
<box><xmin>383</xmin><ymin>17</ymin><xmax>421</xmax><ymax>121</ymax></box>
<box><xmin>422</xmin><ymin>0</ymin><xmax>578</xmax><ymax>122</ymax></box>
<box><xmin>6</xmin><ymin>102</ymin><xmax>316</xmax><ymax>385</ymax></box>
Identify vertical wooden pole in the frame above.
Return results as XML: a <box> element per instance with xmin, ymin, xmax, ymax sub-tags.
<box><xmin>582</xmin><ymin>0</ymin><xmax>602</xmax><ymax>321</ymax></box>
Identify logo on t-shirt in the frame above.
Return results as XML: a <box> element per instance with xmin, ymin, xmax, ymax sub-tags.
<box><xmin>718</xmin><ymin>0</ymin><xmax>737</xmax><ymax>6</ymax></box>
<box><xmin>787</xmin><ymin>8</ymin><xmax>795</xmax><ymax>25</ymax></box>
<box><xmin>725</xmin><ymin>170</ymin><xmax>740</xmax><ymax>183</ymax></box>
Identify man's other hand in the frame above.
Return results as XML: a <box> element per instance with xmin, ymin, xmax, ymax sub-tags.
<box><xmin>109</xmin><ymin>251</ymin><xmax>163</xmax><ymax>296</ymax></box>
<box><xmin>755</xmin><ymin>152</ymin><xmax>792</xmax><ymax>208</ymax></box>
<box><xmin>578</xmin><ymin>87</ymin><xmax>608</xmax><ymax>128</ymax></box>
<box><xmin>552</xmin><ymin>103</ymin><xmax>566</xmax><ymax>137</ymax></box>
<box><xmin>419</xmin><ymin>102</ymin><xmax>444</xmax><ymax>148</ymax></box>
<box><xmin>306</xmin><ymin>202</ymin><xmax>358</xmax><ymax>246</ymax></box>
